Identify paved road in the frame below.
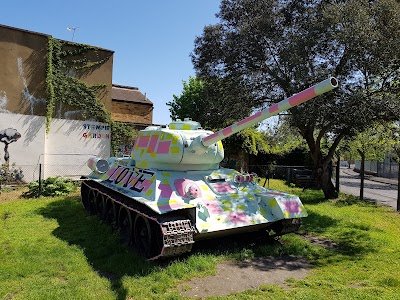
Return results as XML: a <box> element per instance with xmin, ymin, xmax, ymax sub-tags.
<box><xmin>338</xmin><ymin>168</ymin><xmax>398</xmax><ymax>209</ymax></box>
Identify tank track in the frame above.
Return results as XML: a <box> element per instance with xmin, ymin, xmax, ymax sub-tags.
<box><xmin>81</xmin><ymin>179</ymin><xmax>196</xmax><ymax>260</ymax></box>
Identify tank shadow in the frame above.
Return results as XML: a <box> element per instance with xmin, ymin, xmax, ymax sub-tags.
<box><xmin>37</xmin><ymin>195</ymin><xmax>379</xmax><ymax>295</ymax></box>
<box><xmin>37</xmin><ymin>196</ymin><xmax>155</xmax><ymax>300</ymax></box>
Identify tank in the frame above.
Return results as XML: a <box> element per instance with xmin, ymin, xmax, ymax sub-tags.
<box><xmin>81</xmin><ymin>77</ymin><xmax>338</xmax><ymax>259</ymax></box>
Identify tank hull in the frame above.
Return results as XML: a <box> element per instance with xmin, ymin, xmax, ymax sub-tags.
<box><xmin>81</xmin><ymin>161</ymin><xmax>307</xmax><ymax>259</ymax></box>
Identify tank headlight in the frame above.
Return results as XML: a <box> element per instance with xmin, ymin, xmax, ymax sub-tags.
<box><xmin>87</xmin><ymin>158</ymin><xmax>109</xmax><ymax>174</ymax></box>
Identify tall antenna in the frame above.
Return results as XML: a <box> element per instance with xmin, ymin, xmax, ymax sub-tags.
<box><xmin>67</xmin><ymin>26</ymin><xmax>79</xmax><ymax>41</ymax></box>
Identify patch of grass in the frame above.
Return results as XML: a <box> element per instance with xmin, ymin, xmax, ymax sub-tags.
<box><xmin>0</xmin><ymin>180</ymin><xmax>399</xmax><ymax>299</ymax></box>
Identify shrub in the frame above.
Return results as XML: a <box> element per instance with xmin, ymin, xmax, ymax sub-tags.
<box><xmin>23</xmin><ymin>177</ymin><xmax>77</xmax><ymax>198</ymax></box>
<box><xmin>0</xmin><ymin>163</ymin><xmax>24</xmax><ymax>184</ymax></box>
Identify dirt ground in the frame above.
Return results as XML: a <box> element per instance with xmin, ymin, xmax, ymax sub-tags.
<box><xmin>179</xmin><ymin>256</ymin><xmax>311</xmax><ymax>298</ymax></box>
<box><xmin>0</xmin><ymin>186</ymin><xmax>26</xmax><ymax>202</ymax></box>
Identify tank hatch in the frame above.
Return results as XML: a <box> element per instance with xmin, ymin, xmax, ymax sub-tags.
<box><xmin>169</xmin><ymin>118</ymin><xmax>202</xmax><ymax>130</ymax></box>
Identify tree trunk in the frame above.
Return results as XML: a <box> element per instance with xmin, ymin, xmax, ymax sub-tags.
<box><xmin>358</xmin><ymin>150</ymin><xmax>365</xmax><ymax>200</ymax></box>
<box><xmin>314</xmin><ymin>158</ymin><xmax>338</xmax><ymax>199</ymax></box>
<box><xmin>397</xmin><ymin>160</ymin><xmax>400</xmax><ymax>212</ymax></box>
<box><xmin>335</xmin><ymin>153</ymin><xmax>340</xmax><ymax>192</ymax></box>
<box><xmin>303</xmin><ymin>129</ymin><xmax>343</xmax><ymax>199</ymax></box>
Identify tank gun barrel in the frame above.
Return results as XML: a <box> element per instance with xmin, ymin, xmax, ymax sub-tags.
<box><xmin>201</xmin><ymin>77</ymin><xmax>338</xmax><ymax>147</ymax></box>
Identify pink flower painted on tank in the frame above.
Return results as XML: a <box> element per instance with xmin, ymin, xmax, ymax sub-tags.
<box><xmin>284</xmin><ymin>201</ymin><xmax>301</xmax><ymax>214</ymax></box>
<box><xmin>227</xmin><ymin>212</ymin><xmax>249</xmax><ymax>225</ymax></box>
<box><xmin>204</xmin><ymin>201</ymin><xmax>224</xmax><ymax>214</ymax></box>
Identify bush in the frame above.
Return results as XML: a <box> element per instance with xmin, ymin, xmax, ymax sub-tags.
<box><xmin>0</xmin><ymin>163</ymin><xmax>24</xmax><ymax>184</ymax></box>
<box><xmin>23</xmin><ymin>177</ymin><xmax>77</xmax><ymax>198</ymax></box>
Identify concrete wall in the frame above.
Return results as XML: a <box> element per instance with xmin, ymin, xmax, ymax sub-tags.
<box><xmin>45</xmin><ymin>119</ymin><xmax>111</xmax><ymax>178</ymax></box>
<box><xmin>0</xmin><ymin>112</ymin><xmax>110</xmax><ymax>181</ymax></box>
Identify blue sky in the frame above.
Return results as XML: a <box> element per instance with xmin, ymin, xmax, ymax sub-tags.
<box><xmin>1</xmin><ymin>0</ymin><xmax>220</xmax><ymax>125</ymax></box>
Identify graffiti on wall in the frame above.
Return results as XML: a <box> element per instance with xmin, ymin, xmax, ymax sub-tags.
<box><xmin>82</xmin><ymin>123</ymin><xmax>110</xmax><ymax>139</ymax></box>
<box><xmin>17</xmin><ymin>57</ymin><xmax>46</xmax><ymax>114</ymax></box>
<box><xmin>0</xmin><ymin>128</ymin><xmax>21</xmax><ymax>163</ymax></box>
<box><xmin>0</xmin><ymin>91</ymin><xmax>10</xmax><ymax>113</ymax></box>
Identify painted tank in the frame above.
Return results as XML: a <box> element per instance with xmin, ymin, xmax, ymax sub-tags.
<box><xmin>81</xmin><ymin>77</ymin><xmax>338</xmax><ymax>259</ymax></box>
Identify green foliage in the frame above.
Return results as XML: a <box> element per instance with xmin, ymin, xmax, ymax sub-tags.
<box><xmin>0</xmin><ymin>163</ymin><xmax>24</xmax><ymax>185</ymax></box>
<box><xmin>167</xmin><ymin>77</ymin><xmax>206</xmax><ymax>124</ymax></box>
<box><xmin>167</xmin><ymin>76</ymin><xmax>253</xmax><ymax>130</ymax></box>
<box><xmin>45</xmin><ymin>37</ymin><xmax>111</xmax><ymax>132</ymax></box>
<box><xmin>110</xmin><ymin>122</ymin><xmax>138</xmax><ymax>156</ymax></box>
<box><xmin>264</xmin><ymin>120</ymin><xmax>307</xmax><ymax>155</ymax></box>
<box><xmin>389</xmin><ymin>122</ymin><xmax>400</xmax><ymax>163</ymax></box>
<box><xmin>192</xmin><ymin>0</ymin><xmax>400</xmax><ymax>198</ymax></box>
<box><xmin>346</xmin><ymin>123</ymin><xmax>395</xmax><ymax>160</ymax></box>
<box><xmin>23</xmin><ymin>177</ymin><xmax>77</xmax><ymax>198</ymax></box>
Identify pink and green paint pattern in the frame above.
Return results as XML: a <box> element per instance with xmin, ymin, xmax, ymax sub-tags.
<box><xmin>202</xmin><ymin>77</ymin><xmax>338</xmax><ymax>146</ymax></box>
<box><xmin>91</xmin><ymin>164</ymin><xmax>307</xmax><ymax>234</ymax></box>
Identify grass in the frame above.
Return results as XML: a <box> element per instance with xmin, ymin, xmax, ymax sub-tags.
<box><xmin>0</xmin><ymin>180</ymin><xmax>400</xmax><ymax>299</ymax></box>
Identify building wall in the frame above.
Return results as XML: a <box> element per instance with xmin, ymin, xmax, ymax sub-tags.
<box><xmin>0</xmin><ymin>112</ymin><xmax>110</xmax><ymax>181</ymax></box>
<box><xmin>0</xmin><ymin>25</ymin><xmax>48</xmax><ymax>115</ymax></box>
<box><xmin>111</xmin><ymin>101</ymin><xmax>153</xmax><ymax>124</ymax></box>
<box><xmin>0</xmin><ymin>25</ymin><xmax>113</xmax><ymax>118</ymax></box>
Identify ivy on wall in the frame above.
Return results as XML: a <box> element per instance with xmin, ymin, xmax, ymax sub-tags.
<box><xmin>45</xmin><ymin>37</ymin><xmax>110</xmax><ymax>132</ymax></box>
<box><xmin>111</xmin><ymin>122</ymin><xmax>138</xmax><ymax>156</ymax></box>
<box><xmin>46</xmin><ymin>37</ymin><xmax>138</xmax><ymax>155</ymax></box>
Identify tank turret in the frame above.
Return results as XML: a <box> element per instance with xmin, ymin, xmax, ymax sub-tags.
<box><xmin>82</xmin><ymin>77</ymin><xmax>338</xmax><ymax>259</ymax></box>
<box><xmin>131</xmin><ymin>77</ymin><xmax>338</xmax><ymax>171</ymax></box>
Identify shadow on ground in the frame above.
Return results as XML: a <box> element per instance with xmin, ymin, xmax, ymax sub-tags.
<box><xmin>37</xmin><ymin>195</ymin><xmax>379</xmax><ymax>297</ymax></box>
<box><xmin>38</xmin><ymin>196</ymin><xmax>155</xmax><ymax>300</ymax></box>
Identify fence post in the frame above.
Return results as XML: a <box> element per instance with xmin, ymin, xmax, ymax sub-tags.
<box><xmin>39</xmin><ymin>163</ymin><xmax>42</xmax><ymax>196</ymax></box>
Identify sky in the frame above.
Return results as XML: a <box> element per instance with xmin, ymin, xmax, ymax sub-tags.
<box><xmin>0</xmin><ymin>0</ymin><xmax>220</xmax><ymax>125</ymax></box>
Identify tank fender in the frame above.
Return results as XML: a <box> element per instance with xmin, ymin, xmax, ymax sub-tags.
<box><xmin>257</xmin><ymin>192</ymin><xmax>308</xmax><ymax>220</ymax></box>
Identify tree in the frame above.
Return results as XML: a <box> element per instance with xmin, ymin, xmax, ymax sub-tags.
<box><xmin>168</xmin><ymin>77</ymin><xmax>268</xmax><ymax>170</ymax></box>
<box><xmin>346</xmin><ymin>123</ymin><xmax>393</xmax><ymax>200</ymax></box>
<box><xmin>387</xmin><ymin>122</ymin><xmax>400</xmax><ymax>211</ymax></box>
<box><xmin>192</xmin><ymin>0</ymin><xmax>400</xmax><ymax>198</ymax></box>
<box><xmin>168</xmin><ymin>76</ymin><xmax>254</xmax><ymax>130</ymax></box>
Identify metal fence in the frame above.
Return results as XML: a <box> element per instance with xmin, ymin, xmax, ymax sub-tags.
<box><xmin>0</xmin><ymin>157</ymin><xmax>94</xmax><ymax>190</ymax></box>
<box><xmin>248</xmin><ymin>164</ymin><xmax>311</xmax><ymax>183</ymax></box>
<box><xmin>355</xmin><ymin>157</ymin><xmax>399</xmax><ymax>179</ymax></box>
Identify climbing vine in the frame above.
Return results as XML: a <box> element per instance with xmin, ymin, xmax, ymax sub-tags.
<box><xmin>45</xmin><ymin>37</ymin><xmax>111</xmax><ymax>131</ymax></box>
<box><xmin>111</xmin><ymin>122</ymin><xmax>138</xmax><ymax>156</ymax></box>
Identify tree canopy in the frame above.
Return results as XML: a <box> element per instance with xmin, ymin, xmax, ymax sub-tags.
<box><xmin>192</xmin><ymin>0</ymin><xmax>400</xmax><ymax>198</ymax></box>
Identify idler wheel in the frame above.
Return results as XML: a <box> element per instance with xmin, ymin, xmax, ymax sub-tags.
<box><xmin>134</xmin><ymin>215</ymin><xmax>152</xmax><ymax>258</ymax></box>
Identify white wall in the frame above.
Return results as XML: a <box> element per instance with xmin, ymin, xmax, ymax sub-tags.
<box><xmin>45</xmin><ymin>119</ymin><xmax>110</xmax><ymax>178</ymax></box>
<box><xmin>0</xmin><ymin>112</ymin><xmax>110</xmax><ymax>181</ymax></box>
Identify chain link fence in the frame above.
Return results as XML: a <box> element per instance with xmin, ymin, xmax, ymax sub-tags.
<box><xmin>355</xmin><ymin>157</ymin><xmax>399</xmax><ymax>179</ymax></box>
<box><xmin>0</xmin><ymin>154</ymin><xmax>97</xmax><ymax>191</ymax></box>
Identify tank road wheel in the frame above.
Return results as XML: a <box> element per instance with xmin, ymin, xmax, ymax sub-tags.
<box><xmin>81</xmin><ymin>183</ymin><xmax>91</xmax><ymax>212</ymax></box>
<box><xmin>81</xmin><ymin>184</ymin><xmax>96</xmax><ymax>215</ymax></box>
<box><xmin>95</xmin><ymin>194</ymin><xmax>106</xmax><ymax>219</ymax></box>
<box><xmin>88</xmin><ymin>190</ymin><xmax>98</xmax><ymax>215</ymax></box>
<box><xmin>134</xmin><ymin>215</ymin><xmax>153</xmax><ymax>258</ymax></box>
<box><xmin>103</xmin><ymin>197</ymin><xmax>116</xmax><ymax>225</ymax></box>
<box><xmin>118</xmin><ymin>207</ymin><xmax>133</xmax><ymax>245</ymax></box>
